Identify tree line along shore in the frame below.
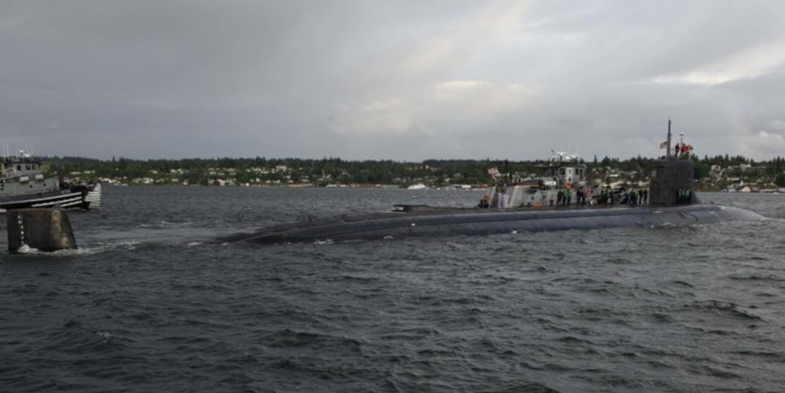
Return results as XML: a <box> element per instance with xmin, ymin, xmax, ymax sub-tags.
<box><xmin>43</xmin><ymin>155</ymin><xmax>785</xmax><ymax>192</ymax></box>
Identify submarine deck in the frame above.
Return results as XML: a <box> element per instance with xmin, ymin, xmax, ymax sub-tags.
<box><xmin>223</xmin><ymin>203</ymin><xmax>765</xmax><ymax>245</ymax></box>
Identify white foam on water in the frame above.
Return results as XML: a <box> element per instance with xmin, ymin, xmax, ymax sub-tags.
<box><xmin>16</xmin><ymin>244</ymin><xmax>32</xmax><ymax>254</ymax></box>
<box><xmin>97</xmin><ymin>331</ymin><xmax>112</xmax><ymax>343</ymax></box>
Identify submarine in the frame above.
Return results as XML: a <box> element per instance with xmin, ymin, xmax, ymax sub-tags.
<box><xmin>225</xmin><ymin>125</ymin><xmax>765</xmax><ymax>245</ymax></box>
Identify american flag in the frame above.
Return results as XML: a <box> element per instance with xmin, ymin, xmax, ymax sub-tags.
<box><xmin>487</xmin><ymin>167</ymin><xmax>500</xmax><ymax>177</ymax></box>
<box><xmin>659</xmin><ymin>141</ymin><xmax>668</xmax><ymax>149</ymax></box>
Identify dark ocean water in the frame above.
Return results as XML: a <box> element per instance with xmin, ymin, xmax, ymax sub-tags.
<box><xmin>1</xmin><ymin>186</ymin><xmax>784</xmax><ymax>392</ymax></box>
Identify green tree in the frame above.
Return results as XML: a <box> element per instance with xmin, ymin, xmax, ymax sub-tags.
<box><xmin>776</xmin><ymin>173</ymin><xmax>785</xmax><ymax>188</ymax></box>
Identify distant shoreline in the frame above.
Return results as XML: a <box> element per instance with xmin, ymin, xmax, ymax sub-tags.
<box><xmin>100</xmin><ymin>183</ymin><xmax>785</xmax><ymax>194</ymax></box>
<box><xmin>43</xmin><ymin>155</ymin><xmax>785</xmax><ymax>193</ymax></box>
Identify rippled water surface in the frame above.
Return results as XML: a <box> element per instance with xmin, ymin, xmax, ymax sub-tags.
<box><xmin>1</xmin><ymin>187</ymin><xmax>784</xmax><ymax>392</ymax></box>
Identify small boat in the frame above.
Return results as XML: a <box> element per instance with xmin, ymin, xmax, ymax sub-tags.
<box><xmin>407</xmin><ymin>183</ymin><xmax>428</xmax><ymax>190</ymax></box>
<box><xmin>0</xmin><ymin>151</ymin><xmax>102</xmax><ymax>212</ymax></box>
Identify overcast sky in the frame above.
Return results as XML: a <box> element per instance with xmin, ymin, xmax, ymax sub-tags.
<box><xmin>2</xmin><ymin>0</ymin><xmax>785</xmax><ymax>160</ymax></box>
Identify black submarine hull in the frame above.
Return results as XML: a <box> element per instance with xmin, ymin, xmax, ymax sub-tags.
<box><xmin>227</xmin><ymin>204</ymin><xmax>765</xmax><ymax>245</ymax></box>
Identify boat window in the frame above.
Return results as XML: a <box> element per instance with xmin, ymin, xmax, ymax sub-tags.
<box><xmin>559</xmin><ymin>168</ymin><xmax>565</xmax><ymax>176</ymax></box>
<box><xmin>26</xmin><ymin>165</ymin><xmax>31</xmax><ymax>170</ymax></box>
<box><xmin>17</xmin><ymin>165</ymin><xmax>21</xmax><ymax>171</ymax></box>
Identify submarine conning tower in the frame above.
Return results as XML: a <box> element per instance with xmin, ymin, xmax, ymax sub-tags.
<box><xmin>648</xmin><ymin>119</ymin><xmax>697</xmax><ymax>207</ymax></box>
<box><xmin>649</xmin><ymin>159</ymin><xmax>695</xmax><ymax>206</ymax></box>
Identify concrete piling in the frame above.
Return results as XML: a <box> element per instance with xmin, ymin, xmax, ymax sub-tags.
<box><xmin>7</xmin><ymin>208</ymin><xmax>78</xmax><ymax>253</ymax></box>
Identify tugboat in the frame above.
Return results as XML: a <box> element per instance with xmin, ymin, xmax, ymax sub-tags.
<box><xmin>224</xmin><ymin>122</ymin><xmax>765</xmax><ymax>245</ymax></box>
<box><xmin>0</xmin><ymin>151</ymin><xmax>102</xmax><ymax>212</ymax></box>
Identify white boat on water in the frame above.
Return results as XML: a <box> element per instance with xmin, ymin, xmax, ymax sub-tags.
<box><xmin>407</xmin><ymin>183</ymin><xmax>428</xmax><ymax>190</ymax></box>
<box><xmin>0</xmin><ymin>151</ymin><xmax>102</xmax><ymax>212</ymax></box>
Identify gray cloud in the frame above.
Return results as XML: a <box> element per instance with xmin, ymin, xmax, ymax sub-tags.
<box><xmin>1</xmin><ymin>0</ymin><xmax>784</xmax><ymax>160</ymax></box>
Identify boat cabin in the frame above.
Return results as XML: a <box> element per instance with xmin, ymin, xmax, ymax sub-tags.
<box><xmin>0</xmin><ymin>152</ymin><xmax>60</xmax><ymax>198</ymax></box>
<box><xmin>2</xmin><ymin>160</ymin><xmax>44</xmax><ymax>179</ymax></box>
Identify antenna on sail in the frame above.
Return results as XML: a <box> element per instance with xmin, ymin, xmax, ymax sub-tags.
<box><xmin>666</xmin><ymin>118</ymin><xmax>672</xmax><ymax>159</ymax></box>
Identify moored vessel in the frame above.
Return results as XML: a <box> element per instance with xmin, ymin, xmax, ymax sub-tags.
<box><xmin>0</xmin><ymin>151</ymin><xmax>102</xmax><ymax>212</ymax></box>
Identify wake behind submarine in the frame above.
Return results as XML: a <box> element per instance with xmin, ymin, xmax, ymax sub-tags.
<box><xmin>225</xmin><ymin>125</ymin><xmax>765</xmax><ymax>245</ymax></box>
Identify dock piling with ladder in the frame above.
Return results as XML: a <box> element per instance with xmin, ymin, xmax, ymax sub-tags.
<box><xmin>7</xmin><ymin>207</ymin><xmax>78</xmax><ymax>253</ymax></box>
